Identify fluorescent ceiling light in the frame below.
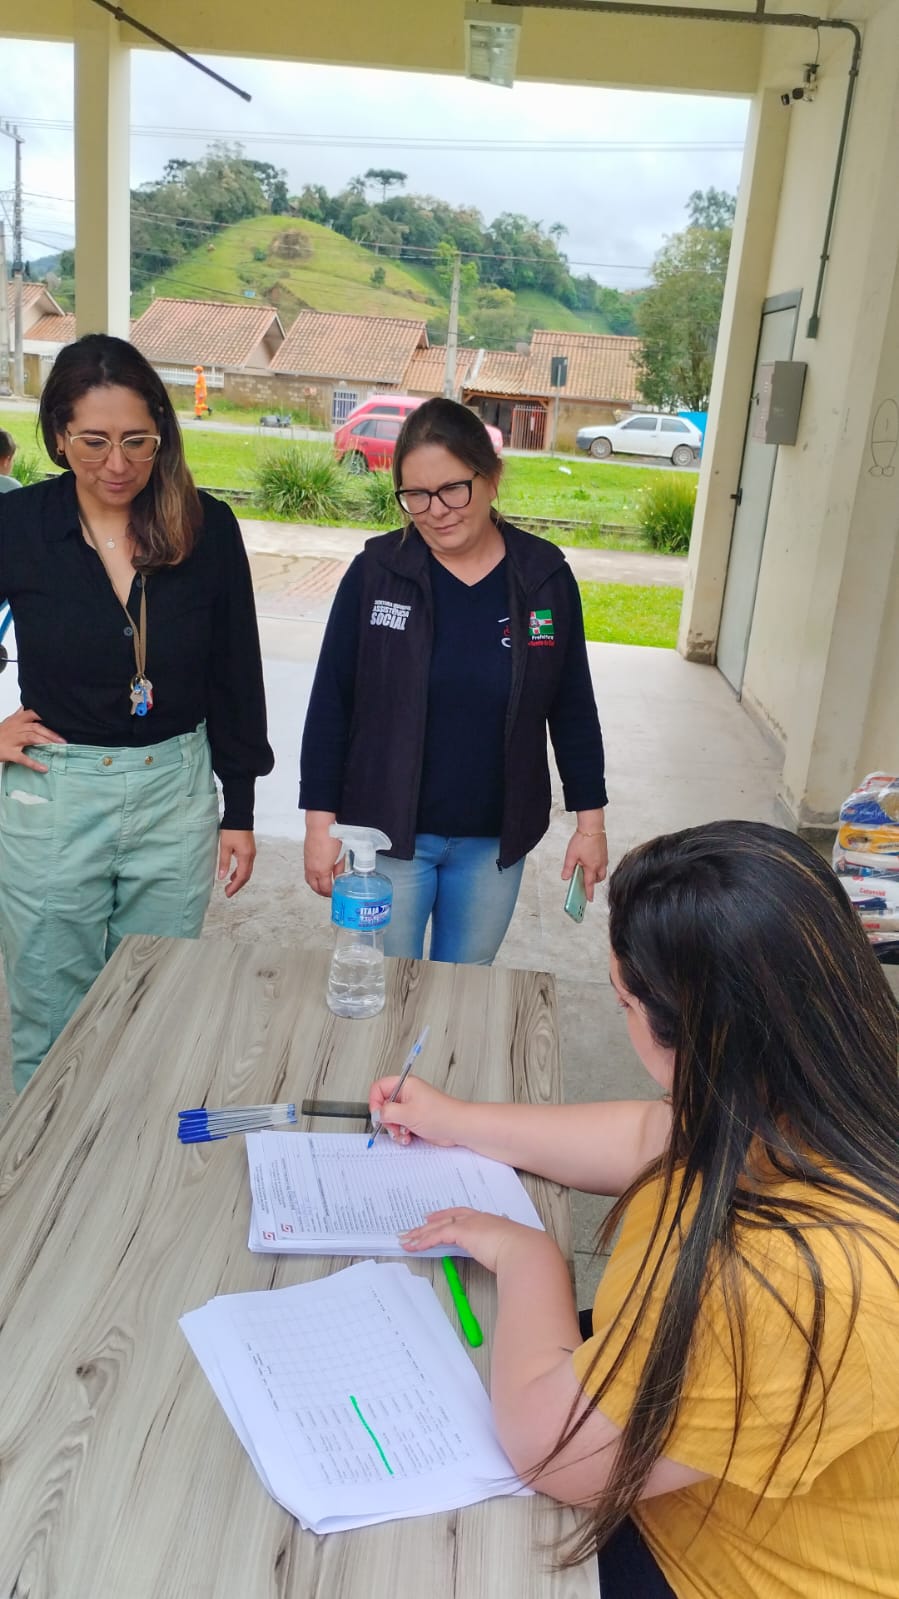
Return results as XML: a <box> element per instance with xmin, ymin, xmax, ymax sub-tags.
<box><xmin>464</xmin><ymin>3</ymin><xmax>523</xmax><ymax>88</ymax></box>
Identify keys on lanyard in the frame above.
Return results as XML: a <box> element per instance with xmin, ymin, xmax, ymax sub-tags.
<box><xmin>129</xmin><ymin>675</ymin><xmax>154</xmax><ymax>717</ymax></box>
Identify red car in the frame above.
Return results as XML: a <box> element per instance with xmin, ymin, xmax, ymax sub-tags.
<box><xmin>334</xmin><ymin>395</ymin><xmax>503</xmax><ymax>472</ymax></box>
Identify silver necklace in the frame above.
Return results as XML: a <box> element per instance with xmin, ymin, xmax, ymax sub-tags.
<box><xmin>78</xmin><ymin>506</ymin><xmax>127</xmax><ymax>551</ymax></box>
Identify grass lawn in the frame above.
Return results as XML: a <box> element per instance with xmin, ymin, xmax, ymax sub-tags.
<box><xmin>0</xmin><ymin>406</ymin><xmax>675</xmax><ymax>553</ymax></box>
<box><xmin>578</xmin><ymin>580</ymin><xmax>683</xmax><ymax>648</ymax></box>
<box><xmin>500</xmin><ymin>454</ymin><xmax>691</xmax><ymax>527</ymax></box>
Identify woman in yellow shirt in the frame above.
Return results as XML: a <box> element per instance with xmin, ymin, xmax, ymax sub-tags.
<box><xmin>372</xmin><ymin>820</ymin><xmax>899</xmax><ymax>1597</ymax></box>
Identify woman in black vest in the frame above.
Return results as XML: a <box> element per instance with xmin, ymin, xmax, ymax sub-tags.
<box><xmin>300</xmin><ymin>397</ymin><xmax>607</xmax><ymax>964</ymax></box>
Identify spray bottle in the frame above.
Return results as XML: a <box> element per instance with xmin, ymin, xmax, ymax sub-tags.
<box><xmin>326</xmin><ymin>824</ymin><xmax>393</xmax><ymax>1018</ymax></box>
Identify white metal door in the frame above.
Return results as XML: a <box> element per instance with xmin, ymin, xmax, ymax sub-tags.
<box><xmin>717</xmin><ymin>297</ymin><xmax>800</xmax><ymax>692</ymax></box>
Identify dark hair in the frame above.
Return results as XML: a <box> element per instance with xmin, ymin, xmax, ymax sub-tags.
<box><xmin>392</xmin><ymin>397</ymin><xmax>502</xmax><ymax>496</ymax></box>
<box><xmin>39</xmin><ymin>334</ymin><xmax>201</xmax><ymax>568</ymax></box>
<box><xmin>0</xmin><ymin>429</ymin><xmax>15</xmax><ymax>459</ymax></box>
<box><xmin>548</xmin><ymin>820</ymin><xmax>899</xmax><ymax>1561</ymax></box>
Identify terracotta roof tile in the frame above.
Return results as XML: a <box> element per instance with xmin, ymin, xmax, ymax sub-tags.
<box><xmin>526</xmin><ymin>330</ymin><xmax>642</xmax><ymax>402</ymax></box>
<box><xmin>130</xmin><ymin>298</ymin><xmax>284</xmax><ymax>368</ymax></box>
<box><xmin>8</xmin><ymin>282</ymin><xmax>54</xmax><ymax>315</ymax></box>
<box><xmin>464</xmin><ymin>349</ymin><xmax>533</xmax><ymax>396</ymax></box>
<box><xmin>25</xmin><ymin>312</ymin><xmax>77</xmax><ymax>344</ymax></box>
<box><xmin>273</xmin><ymin>311</ymin><xmax>427</xmax><ymax>383</ymax></box>
<box><xmin>403</xmin><ymin>345</ymin><xmax>478</xmax><ymax>394</ymax></box>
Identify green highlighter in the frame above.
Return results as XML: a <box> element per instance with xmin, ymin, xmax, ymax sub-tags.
<box><xmin>442</xmin><ymin>1257</ymin><xmax>484</xmax><ymax>1348</ymax></box>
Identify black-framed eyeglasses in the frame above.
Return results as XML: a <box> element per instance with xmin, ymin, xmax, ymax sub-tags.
<box><xmin>66</xmin><ymin>431</ymin><xmax>161</xmax><ymax>464</ymax></box>
<box><xmin>395</xmin><ymin>477</ymin><xmax>476</xmax><ymax>516</ymax></box>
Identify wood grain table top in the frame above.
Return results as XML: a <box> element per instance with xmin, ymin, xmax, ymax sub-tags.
<box><xmin>0</xmin><ymin>935</ymin><xmax>598</xmax><ymax>1599</ymax></box>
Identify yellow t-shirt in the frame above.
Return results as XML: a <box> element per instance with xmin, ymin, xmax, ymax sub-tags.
<box><xmin>573</xmin><ymin>1172</ymin><xmax>899</xmax><ymax>1599</ymax></box>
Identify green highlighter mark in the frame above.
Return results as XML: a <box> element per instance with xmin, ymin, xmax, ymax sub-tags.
<box><xmin>350</xmin><ymin>1394</ymin><xmax>394</xmax><ymax>1476</ymax></box>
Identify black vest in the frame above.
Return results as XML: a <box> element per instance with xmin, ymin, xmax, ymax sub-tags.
<box><xmin>338</xmin><ymin>521</ymin><xmax>595</xmax><ymax>867</ymax></box>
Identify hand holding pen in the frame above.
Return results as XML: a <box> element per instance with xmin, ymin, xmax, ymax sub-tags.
<box><xmin>367</xmin><ymin>1026</ymin><xmax>430</xmax><ymax>1149</ymax></box>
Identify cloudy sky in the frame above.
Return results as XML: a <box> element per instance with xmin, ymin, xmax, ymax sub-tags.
<box><xmin>1</xmin><ymin>39</ymin><xmax>749</xmax><ymax>286</ymax></box>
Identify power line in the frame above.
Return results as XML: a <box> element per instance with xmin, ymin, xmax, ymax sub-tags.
<box><xmin>8</xmin><ymin>114</ymin><xmax>744</xmax><ymax>156</ymax></box>
<box><xmin>21</xmin><ymin>195</ymin><xmax>654</xmax><ymax>275</ymax></box>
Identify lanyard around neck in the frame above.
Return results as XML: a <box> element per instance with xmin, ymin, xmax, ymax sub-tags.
<box><xmin>79</xmin><ymin>509</ymin><xmax>149</xmax><ymax>692</ymax></box>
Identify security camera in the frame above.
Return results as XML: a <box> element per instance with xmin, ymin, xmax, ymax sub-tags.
<box><xmin>780</xmin><ymin>92</ymin><xmax>792</xmax><ymax>106</ymax></box>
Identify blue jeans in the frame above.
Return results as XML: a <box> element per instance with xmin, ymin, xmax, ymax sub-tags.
<box><xmin>378</xmin><ymin>835</ymin><xmax>525</xmax><ymax>965</ymax></box>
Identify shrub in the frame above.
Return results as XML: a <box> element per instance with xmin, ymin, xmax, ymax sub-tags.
<box><xmin>637</xmin><ymin>474</ymin><xmax>697</xmax><ymax>554</ymax></box>
<box><xmin>354</xmin><ymin>469</ymin><xmax>399</xmax><ymax>528</ymax></box>
<box><xmin>254</xmin><ymin>448</ymin><xmax>349</xmax><ymax>521</ymax></box>
<box><xmin>11</xmin><ymin>451</ymin><xmax>46</xmax><ymax>486</ymax></box>
<box><xmin>370</xmin><ymin>265</ymin><xmax>386</xmax><ymax>287</ymax></box>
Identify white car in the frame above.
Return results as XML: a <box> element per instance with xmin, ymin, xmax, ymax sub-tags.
<box><xmin>576</xmin><ymin>413</ymin><xmax>702</xmax><ymax>467</ymax></box>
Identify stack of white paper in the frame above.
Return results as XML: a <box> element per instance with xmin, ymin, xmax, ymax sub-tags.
<box><xmin>181</xmin><ymin>1261</ymin><xmax>529</xmax><ymax>1532</ymax></box>
<box><xmin>246</xmin><ymin>1131</ymin><xmax>544</xmax><ymax>1256</ymax></box>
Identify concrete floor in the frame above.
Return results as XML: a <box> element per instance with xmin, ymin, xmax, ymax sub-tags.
<box><xmin>4</xmin><ymin>520</ymin><xmax>891</xmax><ymax>1302</ymax></box>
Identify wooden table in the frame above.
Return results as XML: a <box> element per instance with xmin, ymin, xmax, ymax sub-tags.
<box><xmin>0</xmin><ymin>936</ymin><xmax>599</xmax><ymax>1599</ymax></box>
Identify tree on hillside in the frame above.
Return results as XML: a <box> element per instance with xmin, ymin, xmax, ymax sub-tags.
<box><xmin>364</xmin><ymin>168</ymin><xmax>408</xmax><ymax>201</ymax></box>
<box><xmin>635</xmin><ymin>192</ymin><xmax>734</xmax><ymax>411</ymax></box>
<box><xmin>687</xmin><ymin>186</ymin><xmax>736</xmax><ymax>231</ymax></box>
<box><xmin>351</xmin><ymin>209</ymin><xmax>407</xmax><ymax>251</ymax></box>
<box><xmin>465</xmin><ymin>286</ymin><xmax>519</xmax><ymax>349</ymax></box>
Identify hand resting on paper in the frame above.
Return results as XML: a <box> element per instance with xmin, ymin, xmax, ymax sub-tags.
<box><xmin>368</xmin><ymin>1072</ymin><xmax>467</xmax><ymax>1148</ymax></box>
<box><xmin>400</xmin><ymin>1205</ymin><xmax>556</xmax><ymax>1276</ymax></box>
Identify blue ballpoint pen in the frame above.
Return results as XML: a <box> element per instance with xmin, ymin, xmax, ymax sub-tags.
<box><xmin>367</xmin><ymin>1026</ymin><xmax>430</xmax><ymax>1149</ymax></box>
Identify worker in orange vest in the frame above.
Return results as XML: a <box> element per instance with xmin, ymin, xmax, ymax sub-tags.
<box><xmin>193</xmin><ymin>366</ymin><xmax>211</xmax><ymax>419</ymax></box>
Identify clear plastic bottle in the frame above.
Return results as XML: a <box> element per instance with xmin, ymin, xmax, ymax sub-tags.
<box><xmin>326</xmin><ymin>825</ymin><xmax>393</xmax><ymax>1019</ymax></box>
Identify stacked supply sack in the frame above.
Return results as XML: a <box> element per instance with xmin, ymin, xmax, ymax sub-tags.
<box><xmin>833</xmin><ymin>773</ymin><xmax>899</xmax><ymax>954</ymax></box>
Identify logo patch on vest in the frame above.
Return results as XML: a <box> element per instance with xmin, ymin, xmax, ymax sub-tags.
<box><xmin>528</xmin><ymin>609</ymin><xmax>555</xmax><ymax>646</ymax></box>
<box><xmin>370</xmin><ymin>599</ymin><xmax>411</xmax><ymax>631</ymax></box>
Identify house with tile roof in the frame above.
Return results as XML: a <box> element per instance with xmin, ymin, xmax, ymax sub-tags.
<box><xmin>229</xmin><ymin>310</ymin><xmax>430</xmax><ymax>425</ymax></box>
<box><xmin>405</xmin><ymin>332</ymin><xmax>643</xmax><ymax>451</ymax></box>
<box><xmin>129</xmin><ymin>297</ymin><xmax>285</xmax><ymax>392</ymax></box>
<box><xmin>8</xmin><ymin>285</ymin><xmax>76</xmax><ymax>395</ymax></box>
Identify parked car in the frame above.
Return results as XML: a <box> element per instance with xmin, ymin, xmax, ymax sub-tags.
<box><xmin>575</xmin><ymin>412</ymin><xmax>702</xmax><ymax>467</ymax></box>
<box><xmin>335</xmin><ymin>395</ymin><xmax>503</xmax><ymax>472</ymax></box>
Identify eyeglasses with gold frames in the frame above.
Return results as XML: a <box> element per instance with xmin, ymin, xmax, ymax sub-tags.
<box><xmin>66</xmin><ymin>431</ymin><xmax>161</xmax><ymax>464</ymax></box>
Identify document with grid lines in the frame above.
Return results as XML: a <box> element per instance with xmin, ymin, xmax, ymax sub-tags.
<box><xmin>246</xmin><ymin>1130</ymin><xmax>544</xmax><ymax>1256</ymax></box>
<box><xmin>180</xmin><ymin>1261</ymin><xmax>529</xmax><ymax>1532</ymax></box>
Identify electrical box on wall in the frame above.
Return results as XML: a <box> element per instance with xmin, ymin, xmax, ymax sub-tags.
<box><xmin>752</xmin><ymin>361</ymin><xmax>807</xmax><ymax>445</ymax></box>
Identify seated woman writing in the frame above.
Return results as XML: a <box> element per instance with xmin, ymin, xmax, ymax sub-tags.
<box><xmin>371</xmin><ymin>820</ymin><xmax>899</xmax><ymax>1598</ymax></box>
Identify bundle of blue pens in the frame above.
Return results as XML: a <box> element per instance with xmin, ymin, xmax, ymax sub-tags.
<box><xmin>178</xmin><ymin>1102</ymin><xmax>297</xmax><ymax>1144</ymax></box>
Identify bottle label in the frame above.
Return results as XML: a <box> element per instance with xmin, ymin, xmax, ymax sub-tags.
<box><xmin>331</xmin><ymin>898</ymin><xmax>392</xmax><ymax>930</ymax></box>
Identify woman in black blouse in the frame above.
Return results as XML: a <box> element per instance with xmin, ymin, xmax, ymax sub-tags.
<box><xmin>0</xmin><ymin>334</ymin><xmax>273</xmax><ymax>1091</ymax></box>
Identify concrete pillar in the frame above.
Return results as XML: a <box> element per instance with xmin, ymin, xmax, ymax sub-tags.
<box><xmin>773</xmin><ymin>15</ymin><xmax>899</xmax><ymax>827</ymax></box>
<box><xmin>678</xmin><ymin>89</ymin><xmax>789</xmax><ymax>661</ymax></box>
<box><xmin>779</xmin><ymin>239</ymin><xmax>899</xmax><ymax>826</ymax></box>
<box><xmin>73</xmin><ymin>0</ymin><xmax>130</xmax><ymax>337</ymax></box>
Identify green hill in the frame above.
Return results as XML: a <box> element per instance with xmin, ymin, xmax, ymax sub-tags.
<box><xmin>132</xmin><ymin>215</ymin><xmax>614</xmax><ymax>339</ymax></box>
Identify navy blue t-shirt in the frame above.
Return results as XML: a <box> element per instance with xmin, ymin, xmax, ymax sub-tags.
<box><xmin>415</xmin><ymin>553</ymin><xmax>511</xmax><ymax>837</ymax></box>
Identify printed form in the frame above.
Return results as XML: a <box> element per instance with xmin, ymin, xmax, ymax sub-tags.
<box><xmin>247</xmin><ymin>1131</ymin><xmax>544</xmax><ymax>1255</ymax></box>
<box><xmin>181</xmin><ymin>1261</ymin><xmax>528</xmax><ymax>1532</ymax></box>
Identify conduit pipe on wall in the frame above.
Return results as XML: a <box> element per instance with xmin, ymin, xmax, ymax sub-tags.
<box><xmin>493</xmin><ymin>0</ymin><xmax>862</xmax><ymax>337</ymax></box>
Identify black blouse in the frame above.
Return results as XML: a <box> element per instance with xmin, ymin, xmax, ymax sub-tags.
<box><xmin>0</xmin><ymin>472</ymin><xmax>273</xmax><ymax>829</ymax></box>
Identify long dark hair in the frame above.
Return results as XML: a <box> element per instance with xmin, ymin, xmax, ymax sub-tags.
<box><xmin>393</xmin><ymin>397</ymin><xmax>502</xmax><ymax>507</ymax></box>
<box><xmin>550</xmin><ymin>821</ymin><xmax>899</xmax><ymax>1560</ymax></box>
<box><xmin>40</xmin><ymin>334</ymin><xmax>201</xmax><ymax>567</ymax></box>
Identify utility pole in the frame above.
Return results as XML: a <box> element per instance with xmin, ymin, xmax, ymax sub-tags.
<box><xmin>0</xmin><ymin>221</ymin><xmax>10</xmax><ymax>397</ymax></box>
<box><xmin>0</xmin><ymin>121</ymin><xmax>24</xmax><ymax>395</ymax></box>
<box><xmin>442</xmin><ymin>252</ymin><xmax>461</xmax><ymax>400</ymax></box>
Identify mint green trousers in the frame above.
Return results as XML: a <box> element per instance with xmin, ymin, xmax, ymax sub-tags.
<box><xmin>0</xmin><ymin>725</ymin><xmax>220</xmax><ymax>1093</ymax></box>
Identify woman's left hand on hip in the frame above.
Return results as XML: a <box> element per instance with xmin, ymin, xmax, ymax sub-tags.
<box><xmin>217</xmin><ymin>829</ymin><xmax>256</xmax><ymax>897</ymax></box>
